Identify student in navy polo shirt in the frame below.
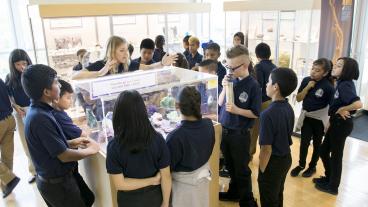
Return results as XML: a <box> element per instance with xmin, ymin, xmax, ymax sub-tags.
<box><xmin>258</xmin><ymin>68</ymin><xmax>297</xmax><ymax>207</ymax></box>
<box><xmin>204</xmin><ymin>42</ymin><xmax>227</xmax><ymax>88</ymax></box>
<box><xmin>0</xmin><ymin>78</ymin><xmax>20</xmax><ymax>198</ymax></box>
<box><xmin>249</xmin><ymin>43</ymin><xmax>277</xmax><ymax>161</ymax></box>
<box><xmin>166</xmin><ymin>86</ymin><xmax>215</xmax><ymax>207</ymax></box>
<box><xmin>182</xmin><ymin>35</ymin><xmax>191</xmax><ymax>57</ymax></box>
<box><xmin>314</xmin><ymin>57</ymin><xmax>362</xmax><ymax>195</ymax></box>
<box><xmin>218</xmin><ymin>45</ymin><xmax>261</xmax><ymax>207</ymax></box>
<box><xmin>52</xmin><ymin>79</ymin><xmax>94</xmax><ymax>207</ymax></box>
<box><xmin>132</xmin><ymin>38</ymin><xmax>156</xmax><ymax>66</ymax></box>
<box><xmin>5</xmin><ymin>49</ymin><xmax>36</xmax><ymax>183</ymax></box>
<box><xmin>72</xmin><ymin>36</ymin><xmax>177</xmax><ymax>80</ymax></box>
<box><xmin>290</xmin><ymin>58</ymin><xmax>335</xmax><ymax>178</ymax></box>
<box><xmin>153</xmin><ymin>35</ymin><xmax>166</xmax><ymax>62</ymax></box>
<box><xmin>186</xmin><ymin>36</ymin><xmax>203</xmax><ymax>70</ymax></box>
<box><xmin>22</xmin><ymin>64</ymin><xmax>100</xmax><ymax>207</ymax></box>
<box><xmin>106</xmin><ymin>90</ymin><xmax>171</xmax><ymax>207</ymax></box>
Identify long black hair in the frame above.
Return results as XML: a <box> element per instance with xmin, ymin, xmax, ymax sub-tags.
<box><xmin>6</xmin><ymin>49</ymin><xmax>32</xmax><ymax>89</ymax></box>
<box><xmin>178</xmin><ymin>86</ymin><xmax>202</xmax><ymax>120</ymax></box>
<box><xmin>337</xmin><ymin>57</ymin><xmax>359</xmax><ymax>81</ymax></box>
<box><xmin>112</xmin><ymin>90</ymin><xmax>156</xmax><ymax>153</ymax></box>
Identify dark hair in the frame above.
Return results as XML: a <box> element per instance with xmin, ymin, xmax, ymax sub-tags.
<box><xmin>174</xmin><ymin>53</ymin><xmax>189</xmax><ymax>69</ymax></box>
<box><xmin>337</xmin><ymin>57</ymin><xmax>359</xmax><ymax>81</ymax></box>
<box><xmin>140</xmin><ymin>38</ymin><xmax>155</xmax><ymax>50</ymax></box>
<box><xmin>199</xmin><ymin>59</ymin><xmax>218</xmax><ymax>73</ymax></box>
<box><xmin>205</xmin><ymin>42</ymin><xmax>220</xmax><ymax>53</ymax></box>
<box><xmin>128</xmin><ymin>43</ymin><xmax>134</xmax><ymax>57</ymax></box>
<box><xmin>255</xmin><ymin>42</ymin><xmax>271</xmax><ymax>59</ymax></box>
<box><xmin>58</xmin><ymin>79</ymin><xmax>74</xmax><ymax>97</ymax></box>
<box><xmin>178</xmin><ymin>86</ymin><xmax>201</xmax><ymax>120</ymax></box>
<box><xmin>234</xmin><ymin>32</ymin><xmax>245</xmax><ymax>45</ymax></box>
<box><xmin>21</xmin><ymin>64</ymin><xmax>57</xmax><ymax>101</ymax></box>
<box><xmin>183</xmin><ymin>35</ymin><xmax>191</xmax><ymax>43</ymax></box>
<box><xmin>155</xmin><ymin>35</ymin><xmax>165</xmax><ymax>49</ymax></box>
<box><xmin>313</xmin><ymin>58</ymin><xmax>333</xmax><ymax>83</ymax></box>
<box><xmin>270</xmin><ymin>68</ymin><xmax>298</xmax><ymax>97</ymax></box>
<box><xmin>112</xmin><ymin>90</ymin><xmax>156</xmax><ymax>153</ymax></box>
<box><xmin>76</xmin><ymin>49</ymin><xmax>87</xmax><ymax>57</ymax></box>
<box><xmin>6</xmin><ymin>49</ymin><xmax>32</xmax><ymax>89</ymax></box>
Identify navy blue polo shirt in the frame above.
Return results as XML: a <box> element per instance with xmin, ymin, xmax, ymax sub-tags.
<box><xmin>298</xmin><ymin>77</ymin><xmax>335</xmax><ymax>112</ymax></box>
<box><xmin>24</xmin><ymin>101</ymin><xmax>76</xmax><ymax>178</ymax></box>
<box><xmin>166</xmin><ymin>118</ymin><xmax>215</xmax><ymax>172</ymax></box>
<box><xmin>219</xmin><ymin>76</ymin><xmax>262</xmax><ymax>130</ymax></box>
<box><xmin>52</xmin><ymin>109</ymin><xmax>82</xmax><ymax>140</ymax></box>
<box><xmin>132</xmin><ymin>57</ymin><xmax>156</xmax><ymax>67</ymax></box>
<box><xmin>5</xmin><ymin>75</ymin><xmax>30</xmax><ymax>107</ymax></box>
<box><xmin>183</xmin><ymin>50</ymin><xmax>190</xmax><ymax>57</ymax></box>
<box><xmin>106</xmin><ymin>133</ymin><xmax>170</xmax><ymax>178</ymax></box>
<box><xmin>86</xmin><ymin>60</ymin><xmax>139</xmax><ymax>74</ymax></box>
<box><xmin>254</xmin><ymin>60</ymin><xmax>276</xmax><ymax>102</ymax></box>
<box><xmin>153</xmin><ymin>48</ymin><xmax>166</xmax><ymax>62</ymax></box>
<box><xmin>259</xmin><ymin>100</ymin><xmax>294</xmax><ymax>156</ymax></box>
<box><xmin>0</xmin><ymin>78</ymin><xmax>13</xmax><ymax>121</ymax></box>
<box><xmin>329</xmin><ymin>80</ymin><xmax>360</xmax><ymax>116</ymax></box>
<box><xmin>217</xmin><ymin>62</ymin><xmax>226</xmax><ymax>88</ymax></box>
<box><xmin>185</xmin><ymin>52</ymin><xmax>203</xmax><ymax>69</ymax></box>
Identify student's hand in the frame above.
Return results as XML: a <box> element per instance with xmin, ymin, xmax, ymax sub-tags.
<box><xmin>336</xmin><ymin>107</ymin><xmax>350</xmax><ymax>120</ymax></box>
<box><xmin>98</xmin><ymin>59</ymin><xmax>117</xmax><ymax>76</ymax></box>
<box><xmin>306</xmin><ymin>80</ymin><xmax>316</xmax><ymax>89</ymax></box>
<box><xmin>161</xmin><ymin>53</ymin><xmax>178</xmax><ymax>66</ymax></box>
<box><xmin>150</xmin><ymin>172</ymin><xmax>161</xmax><ymax>186</ymax></box>
<box><xmin>222</xmin><ymin>75</ymin><xmax>231</xmax><ymax>87</ymax></box>
<box><xmin>69</xmin><ymin>137</ymin><xmax>90</xmax><ymax>149</ymax></box>
<box><xmin>14</xmin><ymin>105</ymin><xmax>26</xmax><ymax>117</ymax></box>
<box><xmin>85</xmin><ymin>138</ymin><xmax>100</xmax><ymax>155</ymax></box>
<box><xmin>226</xmin><ymin>103</ymin><xmax>240</xmax><ymax>114</ymax></box>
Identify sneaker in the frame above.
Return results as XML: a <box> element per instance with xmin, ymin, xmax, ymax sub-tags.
<box><xmin>302</xmin><ymin>167</ymin><xmax>316</xmax><ymax>177</ymax></box>
<box><xmin>220</xmin><ymin>168</ymin><xmax>231</xmax><ymax>178</ymax></box>
<box><xmin>290</xmin><ymin>166</ymin><xmax>305</xmax><ymax>177</ymax></box>
<box><xmin>312</xmin><ymin>176</ymin><xmax>329</xmax><ymax>185</ymax></box>
<box><xmin>315</xmin><ymin>182</ymin><xmax>338</xmax><ymax>195</ymax></box>
<box><xmin>219</xmin><ymin>192</ymin><xmax>240</xmax><ymax>202</ymax></box>
<box><xmin>2</xmin><ymin>177</ymin><xmax>20</xmax><ymax>198</ymax></box>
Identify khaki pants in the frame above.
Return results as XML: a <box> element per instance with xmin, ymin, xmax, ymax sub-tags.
<box><xmin>0</xmin><ymin>115</ymin><xmax>16</xmax><ymax>189</ymax></box>
<box><xmin>250</xmin><ymin>100</ymin><xmax>271</xmax><ymax>159</ymax></box>
<box><xmin>14</xmin><ymin>107</ymin><xmax>36</xmax><ymax>175</ymax></box>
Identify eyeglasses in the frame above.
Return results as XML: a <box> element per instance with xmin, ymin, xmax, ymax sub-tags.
<box><xmin>225</xmin><ymin>63</ymin><xmax>245</xmax><ymax>72</ymax></box>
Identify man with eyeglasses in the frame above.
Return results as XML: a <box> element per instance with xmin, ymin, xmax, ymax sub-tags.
<box><xmin>218</xmin><ymin>45</ymin><xmax>261</xmax><ymax>207</ymax></box>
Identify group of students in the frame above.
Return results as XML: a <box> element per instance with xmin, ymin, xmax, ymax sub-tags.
<box><xmin>0</xmin><ymin>30</ymin><xmax>363</xmax><ymax>207</ymax></box>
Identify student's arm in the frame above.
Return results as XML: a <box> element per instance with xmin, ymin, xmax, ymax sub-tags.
<box><xmin>336</xmin><ymin>100</ymin><xmax>363</xmax><ymax>120</ymax></box>
<box><xmin>58</xmin><ymin>138</ymin><xmax>100</xmax><ymax>162</ymax></box>
<box><xmin>218</xmin><ymin>76</ymin><xmax>229</xmax><ymax>106</ymax></box>
<box><xmin>110</xmin><ymin>172</ymin><xmax>161</xmax><ymax>191</ymax></box>
<box><xmin>160</xmin><ymin>167</ymin><xmax>172</xmax><ymax>207</ymax></box>
<box><xmin>9</xmin><ymin>96</ymin><xmax>26</xmax><ymax>117</ymax></box>
<box><xmin>259</xmin><ymin>145</ymin><xmax>272</xmax><ymax>173</ymax></box>
<box><xmin>226</xmin><ymin>105</ymin><xmax>258</xmax><ymax>118</ymax></box>
<box><xmin>72</xmin><ymin>60</ymin><xmax>115</xmax><ymax>80</ymax></box>
<box><xmin>296</xmin><ymin>80</ymin><xmax>315</xmax><ymax>102</ymax></box>
<box><xmin>139</xmin><ymin>53</ymin><xmax>178</xmax><ymax>70</ymax></box>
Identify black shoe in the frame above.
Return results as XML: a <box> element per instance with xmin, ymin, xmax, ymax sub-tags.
<box><xmin>28</xmin><ymin>175</ymin><xmax>36</xmax><ymax>184</ymax></box>
<box><xmin>315</xmin><ymin>182</ymin><xmax>338</xmax><ymax>195</ymax></box>
<box><xmin>302</xmin><ymin>167</ymin><xmax>316</xmax><ymax>177</ymax></box>
<box><xmin>219</xmin><ymin>192</ymin><xmax>240</xmax><ymax>202</ymax></box>
<box><xmin>312</xmin><ymin>176</ymin><xmax>329</xmax><ymax>185</ymax></box>
<box><xmin>2</xmin><ymin>177</ymin><xmax>20</xmax><ymax>198</ymax></box>
<box><xmin>290</xmin><ymin>166</ymin><xmax>305</xmax><ymax>177</ymax></box>
<box><xmin>240</xmin><ymin>198</ymin><xmax>258</xmax><ymax>207</ymax></box>
<box><xmin>220</xmin><ymin>169</ymin><xmax>231</xmax><ymax>178</ymax></box>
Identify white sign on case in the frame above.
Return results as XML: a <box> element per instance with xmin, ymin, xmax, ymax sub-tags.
<box><xmin>91</xmin><ymin>73</ymin><xmax>157</xmax><ymax>98</ymax></box>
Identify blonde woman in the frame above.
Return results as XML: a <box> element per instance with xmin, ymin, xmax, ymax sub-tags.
<box><xmin>72</xmin><ymin>36</ymin><xmax>176</xmax><ymax>80</ymax></box>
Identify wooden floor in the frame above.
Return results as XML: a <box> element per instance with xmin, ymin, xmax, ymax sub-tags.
<box><xmin>2</xmin><ymin>134</ymin><xmax>368</xmax><ymax>207</ymax></box>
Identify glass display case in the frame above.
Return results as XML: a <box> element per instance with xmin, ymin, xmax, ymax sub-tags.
<box><xmin>71</xmin><ymin>66</ymin><xmax>218</xmax><ymax>152</ymax></box>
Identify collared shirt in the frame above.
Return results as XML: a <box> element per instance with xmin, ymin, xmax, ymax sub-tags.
<box><xmin>0</xmin><ymin>78</ymin><xmax>13</xmax><ymax>121</ymax></box>
<box><xmin>254</xmin><ymin>60</ymin><xmax>277</xmax><ymax>102</ymax></box>
<box><xmin>219</xmin><ymin>76</ymin><xmax>262</xmax><ymax>130</ymax></box>
<box><xmin>259</xmin><ymin>100</ymin><xmax>294</xmax><ymax>156</ymax></box>
<box><xmin>5</xmin><ymin>75</ymin><xmax>30</xmax><ymax>107</ymax></box>
<box><xmin>329</xmin><ymin>80</ymin><xmax>360</xmax><ymax>116</ymax></box>
<box><xmin>166</xmin><ymin>118</ymin><xmax>215</xmax><ymax>172</ymax></box>
<box><xmin>185</xmin><ymin>52</ymin><xmax>203</xmax><ymax>69</ymax></box>
<box><xmin>153</xmin><ymin>48</ymin><xmax>166</xmax><ymax>62</ymax></box>
<box><xmin>24</xmin><ymin>101</ymin><xmax>76</xmax><ymax>178</ymax></box>
<box><xmin>132</xmin><ymin>57</ymin><xmax>156</xmax><ymax>68</ymax></box>
<box><xmin>298</xmin><ymin>77</ymin><xmax>335</xmax><ymax>112</ymax></box>
<box><xmin>52</xmin><ymin>109</ymin><xmax>82</xmax><ymax>140</ymax></box>
<box><xmin>106</xmin><ymin>133</ymin><xmax>170</xmax><ymax>178</ymax></box>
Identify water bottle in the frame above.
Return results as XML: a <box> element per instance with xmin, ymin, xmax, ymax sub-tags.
<box><xmin>225</xmin><ymin>70</ymin><xmax>234</xmax><ymax>104</ymax></box>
